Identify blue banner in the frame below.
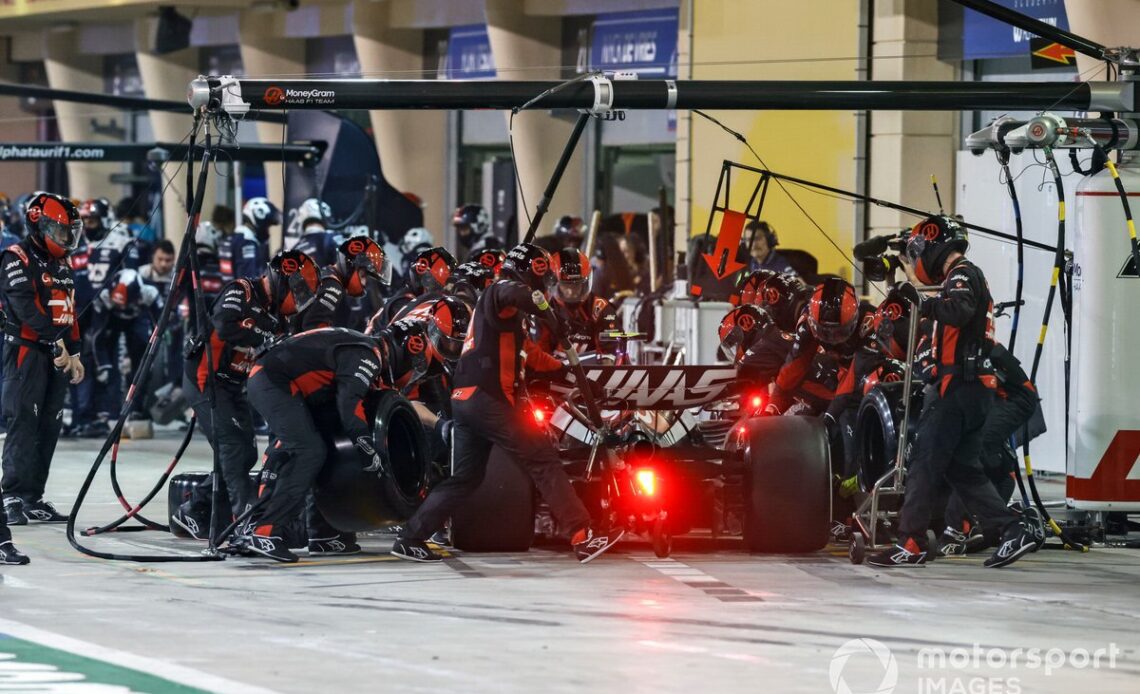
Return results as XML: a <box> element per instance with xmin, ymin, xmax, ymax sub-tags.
<box><xmin>962</xmin><ymin>0</ymin><xmax>1070</xmax><ymax>60</ymax></box>
<box><xmin>447</xmin><ymin>25</ymin><xmax>496</xmax><ymax>79</ymax></box>
<box><xmin>590</xmin><ymin>9</ymin><xmax>678</xmax><ymax>77</ymax></box>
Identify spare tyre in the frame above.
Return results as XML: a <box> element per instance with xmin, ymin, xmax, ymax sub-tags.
<box><xmin>450</xmin><ymin>446</ymin><xmax>535</xmax><ymax>552</ymax></box>
<box><xmin>314</xmin><ymin>390</ymin><xmax>431</xmax><ymax>532</ymax></box>
<box><xmin>855</xmin><ymin>385</ymin><xmax>901</xmax><ymax>493</ymax></box>
<box><xmin>741</xmin><ymin>416</ymin><xmax>831</xmax><ymax>553</ymax></box>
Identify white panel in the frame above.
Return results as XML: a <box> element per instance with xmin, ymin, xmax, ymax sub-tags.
<box><xmin>956</xmin><ymin>149</ymin><xmax>1084</xmax><ymax>473</ymax></box>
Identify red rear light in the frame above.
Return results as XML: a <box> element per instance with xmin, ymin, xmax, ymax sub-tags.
<box><xmin>749</xmin><ymin>392</ymin><xmax>765</xmax><ymax>410</ymax></box>
<box><xmin>532</xmin><ymin>407</ymin><xmax>547</xmax><ymax>425</ymax></box>
<box><xmin>635</xmin><ymin>469</ymin><xmax>656</xmax><ymax>496</ymax></box>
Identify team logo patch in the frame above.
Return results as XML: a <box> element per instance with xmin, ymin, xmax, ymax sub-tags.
<box><xmin>531</xmin><ymin>258</ymin><xmax>549</xmax><ymax>275</ymax></box>
<box><xmin>280</xmin><ymin>258</ymin><xmax>299</xmax><ymax>274</ymax></box>
<box><xmin>41</xmin><ymin>272</ymin><xmax>53</xmax><ymax>286</ymax></box>
<box><xmin>764</xmin><ymin>287</ymin><xmax>780</xmax><ymax>305</ymax></box>
<box><xmin>414</xmin><ymin>258</ymin><xmax>430</xmax><ymax>275</ymax></box>
<box><xmin>407</xmin><ymin>335</ymin><xmax>426</xmax><ymax>354</ymax></box>
<box><xmin>27</xmin><ymin>206</ymin><xmax>41</xmax><ymax>223</ymax></box>
<box><xmin>264</xmin><ymin>87</ymin><xmax>285</xmax><ymax>106</ymax></box>
<box><xmin>480</xmin><ymin>254</ymin><xmax>497</xmax><ymax>268</ymax></box>
<box><xmin>347</xmin><ymin>239</ymin><xmax>366</xmax><ymax>255</ymax></box>
<box><xmin>884</xmin><ymin>302</ymin><xmax>903</xmax><ymax>321</ymax></box>
<box><xmin>920</xmin><ymin>222</ymin><xmax>940</xmax><ymax>241</ymax></box>
<box><xmin>736</xmin><ymin>313</ymin><xmax>755</xmax><ymax>331</ymax></box>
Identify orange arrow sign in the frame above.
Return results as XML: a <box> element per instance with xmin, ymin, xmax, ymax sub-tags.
<box><xmin>702</xmin><ymin>209</ymin><xmax>748</xmax><ymax>279</ymax></box>
<box><xmin>1032</xmin><ymin>42</ymin><xmax>1076</xmax><ymax>66</ymax></box>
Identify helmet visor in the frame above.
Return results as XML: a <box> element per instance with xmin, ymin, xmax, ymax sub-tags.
<box><xmin>427</xmin><ymin>320</ymin><xmax>466</xmax><ymax>361</ymax></box>
<box><xmin>43</xmin><ymin>218</ymin><xmax>81</xmax><ymax>252</ymax></box>
<box><xmin>808</xmin><ymin>317</ymin><xmax>855</xmax><ymax>346</ymax></box>
<box><xmin>557</xmin><ymin>277</ymin><xmax>589</xmax><ymax>304</ymax></box>
<box><xmin>719</xmin><ymin>326</ymin><xmax>744</xmax><ymax>362</ymax></box>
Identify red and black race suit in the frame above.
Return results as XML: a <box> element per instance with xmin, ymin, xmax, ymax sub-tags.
<box><xmin>738</xmin><ymin>319</ymin><xmax>795</xmax><ymax>386</ymax></box>
<box><xmin>918</xmin><ymin>258</ymin><xmax>996</xmax><ymax>396</ymax></box>
<box><xmin>535</xmin><ymin>293</ymin><xmax>619</xmax><ymax>355</ymax></box>
<box><xmin>1</xmin><ymin>238</ymin><xmax>80</xmax><ymax>357</ymax></box>
<box><xmin>452</xmin><ymin>279</ymin><xmax>564</xmax><ymax>406</ymax></box>
<box><xmin>183</xmin><ymin>278</ymin><xmax>279</xmax><ymax>392</ymax></box>
<box><xmin>249</xmin><ymin>327</ymin><xmax>385</xmax><ymax>443</ymax></box>
<box><xmin>772</xmin><ymin>302</ymin><xmax>875</xmax><ymax>411</ymax></box>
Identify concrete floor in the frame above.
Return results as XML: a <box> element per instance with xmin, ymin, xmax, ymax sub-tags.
<box><xmin>1</xmin><ymin>430</ymin><xmax>1138</xmax><ymax>694</ymax></box>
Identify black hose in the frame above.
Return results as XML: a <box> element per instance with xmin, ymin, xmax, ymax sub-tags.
<box><xmin>82</xmin><ymin>418</ymin><xmax>196</xmax><ymax>536</ymax></box>
<box><xmin>66</xmin><ymin>115</ymin><xmax>224</xmax><ymax>563</ymax></box>
<box><xmin>1021</xmin><ymin>147</ymin><xmax>1086</xmax><ymax>552</ymax></box>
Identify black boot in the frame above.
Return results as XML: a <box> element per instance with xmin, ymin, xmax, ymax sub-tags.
<box><xmin>248</xmin><ymin>534</ymin><xmax>299</xmax><ymax>563</ymax></box>
<box><xmin>24</xmin><ymin>499</ymin><xmax>70</xmax><ymax>523</ymax></box>
<box><xmin>3</xmin><ymin>497</ymin><xmax>27</xmax><ymax>526</ymax></box>
<box><xmin>0</xmin><ymin>541</ymin><xmax>30</xmax><ymax>566</ymax></box>
<box><xmin>984</xmin><ymin>517</ymin><xmax>1037</xmax><ymax>568</ymax></box>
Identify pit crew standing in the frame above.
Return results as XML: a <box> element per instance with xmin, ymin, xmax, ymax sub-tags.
<box><xmin>90</xmin><ymin>269</ymin><xmax>162</xmax><ymax>422</ymax></box>
<box><xmin>868</xmin><ymin>215</ymin><xmax>1037</xmax><ymax>568</ymax></box>
<box><xmin>536</xmin><ymin>248</ymin><xmax>619</xmax><ymax>356</ymax></box>
<box><xmin>392</xmin><ymin>243</ymin><xmax>622</xmax><ymax>563</ymax></box>
<box><xmin>242</xmin><ymin>328</ymin><xmax>388</xmax><ymax>562</ymax></box>
<box><xmin>171</xmin><ymin>250</ymin><xmax>320</xmax><ymax>539</ymax></box>
<box><xmin>1</xmin><ymin>193</ymin><xmax>85</xmax><ymax>527</ymax></box>
<box><xmin>452</xmin><ymin>204</ymin><xmax>501</xmax><ymax>260</ymax></box>
<box><xmin>221</xmin><ymin>197</ymin><xmax>279</xmax><ymax>281</ymax></box>
<box><xmin>0</xmin><ymin>212</ymin><xmax>22</xmax><ymax>431</ymax></box>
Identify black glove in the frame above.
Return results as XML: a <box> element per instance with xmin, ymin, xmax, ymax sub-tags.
<box><xmin>354</xmin><ymin>436</ymin><xmax>383</xmax><ymax>473</ymax></box>
<box><xmin>895</xmin><ymin>281</ymin><xmax>923</xmax><ymax>309</ymax></box>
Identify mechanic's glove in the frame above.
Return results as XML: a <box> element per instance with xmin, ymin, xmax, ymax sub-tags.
<box><xmin>52</xmin><ymin>340</ymin><xmax>70</xmax><ymax>369</ymax></box>
<box><xmin>68</xmin><ymin>354</ymin><xmax>85</xmax><ymax>385</ymax></box>
<box><xmin>355</xmin><ymin>436</ymin><xmax>383</xmax><ymax>473</ymax></box>
<box><xmin>895</xmin><ymin>281</ymin><xmax>923</xmax><ymax>310</ymax></box>
<box><xmin>762</xmin><ymin>402</ymin><xmax>782</xmax><ymax>417</ymax></box>
<box><xmin>95</xmin><ymin>365</ymin><xmax>112</xmax><ymax>385</ymax></box>
<box><xmin>434</xmin><ymin>418</ymin><xmax>453</xmax><ymax>449</ymax></box>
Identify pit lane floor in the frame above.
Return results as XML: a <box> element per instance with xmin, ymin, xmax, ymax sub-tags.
<box><xmin>2</xmin><ymin>430</ymin><xmax>1138</xmax><ymax>693</ymax></box>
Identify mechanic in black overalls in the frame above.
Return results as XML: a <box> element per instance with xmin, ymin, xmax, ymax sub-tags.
<box><xmin>244</xmin><ymin>328</ymin><xmax>388</xmax><ymax>562</ymax></box>
<box><xmin>392</xmin><ymin>243</ymin><xmax>622</xmax><ymax>564</ymax></box>
<box><xmin>535</xmin><ymin>248</ymin><xmax>619</xmax><ymax>357</ymax></box>
<box><xmin>171</xmin><ymin>250</ymin><xmax>320</xmax><ymax>541</ymax></box>
<box><xmin>1</xmin><ymin>193</ymin><xmax>85</xmax><ymax>537</ymax></box>
<box><xmin>301</xmin><ymin>237</ymin><xmax>392</xmax><ymax>332</ymax></box>
<box><xmin>868</xmin><ymin>215</ymin><xmax>1036</xmax><ymax>568</ymax></box>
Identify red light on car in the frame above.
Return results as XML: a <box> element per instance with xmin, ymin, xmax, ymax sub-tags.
<box><xmin>532</xmin><ymin>408</ymin><xmax>547</xmax><ymax>424</ymax></box>
<box><xmin>749</xmin><ymin>392</ymin><xmax>764</xmax><ymax>410</ymax></box>
<box><xmin>736</xmin><ymin>425</ymin><xmax>747</xmax><ymax>436</ymax></box>
<box><xmin>635</xmin><ymin>469</ymin><xmax>656</xmax><ymax>496</ymax></box>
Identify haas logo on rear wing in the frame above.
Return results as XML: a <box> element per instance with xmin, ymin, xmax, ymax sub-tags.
<box><xmin>549</xmin><ymin>366</ymin><xmax>741</xmax><ymax>409</ymax></box>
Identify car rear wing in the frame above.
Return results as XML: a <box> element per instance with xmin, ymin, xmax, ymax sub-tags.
<box><xmin>541</xmin><ymin>365</ymin><xmax>743</xmax><ymax>410</ymax></box>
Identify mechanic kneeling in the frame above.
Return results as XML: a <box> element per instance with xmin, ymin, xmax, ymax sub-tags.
<box><xmin>391</xmin><ymin>243</ymin><xmax>622</xmax><ymax>564</ymax></box>
<box><xmin>868</xmin><ymin>215</ymin><xmax>1037</xmax><ymax>568</ymax></box>
<box><xmin>242</xmin><ymin>327</ymin><xmax>389</xmax><ymax>562</ymax></box>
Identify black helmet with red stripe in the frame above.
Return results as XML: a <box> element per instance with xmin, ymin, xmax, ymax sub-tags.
<box><xmin>501</xmin><ymin>243</ymin><xmax>557</xmax><ymax>295</ymax></box>
<box><xmin>336</xmin><ymin>236</ymin><xmax>392</xmax><ymax>296</ymax></box>
<box><xmin>422</xmin><ymin>295</ymin><xmax>472</xmax><ymax>362</ymax></box>
<box><xmin>757</xmin><ymin>273</ymin><xmax>811</xmax><ymax>332</ymax></box>
<box><xmin>807</xmin><ymin>278</ymin><xmax>859</xmax><ymax>346</ymax></box>
<box><xmin>872</xmin><ymin>286</ymin><xmax>913</xmax><ymax>360</ymax></box>
<box><xmin>409</xmin><ymin>246</ymin><xmax>457</xmax><ymax>295</ymax></box>
<box><xmin>25</xmin><ymin>192</ymin><xmax>81</xmax><ymax>258</ymax></box>
<box><xmin>550</xmin><ymin>247</ymin><xmax>591</xmax><ymax>305</ymax></box>
<box><xmin>268</xmin><ymin>249</ymin><xmax>320</xmax><ymax>315</ymax></box>
<box><xmin>717</xmin><ymin>304</ymin><xmax>774</xmax><ymax>362</ymax></box>
<box><xmin>730</xmin><ymin>269</ymin><xmax>777</xmax><ymax>307</ymax></box>
<box><xmin>905</xmin><ymin>215</ymin><xmax>968</xmax><ymax>285</ymax></box>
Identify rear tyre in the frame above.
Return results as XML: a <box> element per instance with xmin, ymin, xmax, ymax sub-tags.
<box><xmin>742</xmin><ymin>416</ymin><xmax>832</xmax><ymax>553</ymax></box>
<box><xmin>652</xmin><ymin>517</ymin><xmax>672</xmax><ymax>558</ymax></box>
<box><xmin>315</xmin><ymin>391</ymin><xmax>431</xmax><ymax>532</ymax></box>
<box><xmin>450</xmin><ymin>446</ymin><xmax>535</xmax><ymax>552</ymax></box>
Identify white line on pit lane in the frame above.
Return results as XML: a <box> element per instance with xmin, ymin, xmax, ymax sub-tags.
<box><xmin>0</xmin><ymin>618</ymin><xmax>280</xmax><ymax>694</ymax></box>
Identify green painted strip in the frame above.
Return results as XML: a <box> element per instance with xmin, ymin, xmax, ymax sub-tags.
<box><xmin>0</xmin><ymin>634</ymin><xmax>211</xmax><ymax>694</ymax></box>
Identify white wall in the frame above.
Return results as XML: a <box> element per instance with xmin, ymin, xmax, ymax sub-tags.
<box><xmin>956</xmin><ymin>149</ymin><xmax>1085</xmax><ymax>473</ymax></box>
